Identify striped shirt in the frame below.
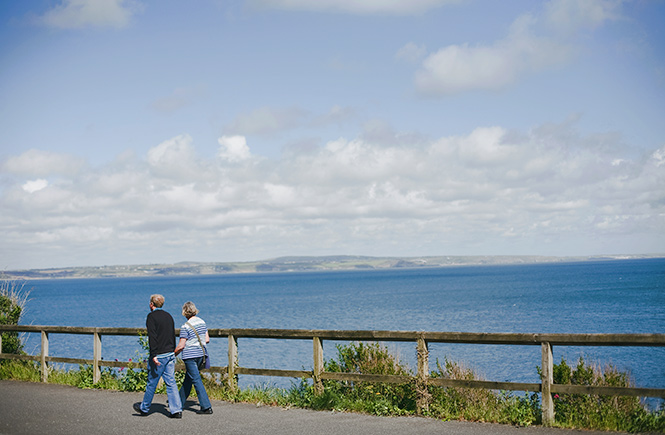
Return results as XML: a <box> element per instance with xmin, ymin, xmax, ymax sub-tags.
<box><xmin>179</xmin><ymin>316</ymin><xmax>207</xmax><ymax>360</ymax></box>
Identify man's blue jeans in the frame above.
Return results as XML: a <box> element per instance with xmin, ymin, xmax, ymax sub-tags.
<box><xmin>179</xmin><ymin>357</ymin><xmax>212</xmax><ymax>410</ymax></box>
<box><xmin>140</xmin><ymin>353</ymin><xmax>182</xmax><ymax>414</ymax></box>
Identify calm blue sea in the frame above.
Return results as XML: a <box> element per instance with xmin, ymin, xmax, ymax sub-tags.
<box><xmin>17</xmin><ymin>258</ymin><xmax>665</xmax><ymax>393</ymax></box>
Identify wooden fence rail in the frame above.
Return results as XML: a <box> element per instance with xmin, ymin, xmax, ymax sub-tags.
<box><xmin>1</xmin><ymin>325</ymin><xmax>664</xmax><ymax>426</ymax></box>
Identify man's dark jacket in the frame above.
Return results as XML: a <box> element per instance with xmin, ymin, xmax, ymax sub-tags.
<box><xmin>146</xmin><ymin>309</ymin><xmax>176</xmax><ymax>360</ymax></box>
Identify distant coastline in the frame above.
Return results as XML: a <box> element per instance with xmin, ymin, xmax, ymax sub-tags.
<box><xmin>2</xmin><ymin>254</ymin><xmax>663</xmax><ymax>280</ymax></box>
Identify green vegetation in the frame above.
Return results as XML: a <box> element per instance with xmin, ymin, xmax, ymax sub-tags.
<box><xmin>287</xmin><ymin>342</ymin><xmax>416</xmax><ymax>415</ymax></box>
<box><xmin>0</xmin><ymin>279</ymin><xmax>30</xmax><ymax>355</ymax></box>
<box><xmin>546</xmin><ymin>357</ymin><xmax>665</xmax><ymax>432</ymax></box>
<box><xmin>428</xmin><ymin>357</ymin><xmax>540</xmax><ymax>426</ymax></box>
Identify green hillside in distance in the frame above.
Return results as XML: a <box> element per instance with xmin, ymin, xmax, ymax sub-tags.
<box><xmin>2</xmin><ymin>254</ymin><xmax>663</xmax><ymax>280</ymax></box>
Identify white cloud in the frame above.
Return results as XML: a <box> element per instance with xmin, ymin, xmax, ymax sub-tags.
<box><xmin>652</xmin><ymin>147</ymin><xmax>665</xmax><ymax>167</ymax></box>
<box><xmin>218</xmin><ymin>135</ymin><xmax>252</xmax><ymax>162</ymax></box>
<box><xmin>415</xmin><ymin>14</ymin><xmax>571</xmax><ymax>95</ymax></box>
<box><xmin>413</xmin><ymin>0</ymin><xmax>624</xmax><ymax>96</ymax></box>
<box><xmin>148</xmin><ymin>134</ymin><xmax>195</xmax><ymax>167</ymax></box>
<box><xmin>1</xmin><ymin>122</ymin><xmax>663</xmax><ymax>269</ymax></box>
<box><xmin>545</xmin><ymin>0</ymin><xmax>623</xmax><ymax>35</ymax></box>
<box><xmin>250</xmin><ymin>0</ymin><xmax>461</xmax><ymax>15</ymax></box>
<box><xmin>2</xmin><ymin>149</ymin><xmax>85</xmax><ymax>177</ymax></box>
<box><xmin>39</xmin><ymin>0</ymin><xmax>142</xmax><ymax>29</ymax></box>
<box><xmin>22</xmin><ymin>179</ymin><xmax>49</xmax><ymax>193</ymax></box>
<box><xmin>147</xmin><ymin>134</ymin><xmax>203</xmax><ymax>181</ymax></box>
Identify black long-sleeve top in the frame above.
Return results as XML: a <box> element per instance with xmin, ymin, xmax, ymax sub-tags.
<box><xmin>146</xmin><ymin>309</ymin><xmax>176</xmax><ymax>360</ymax></box>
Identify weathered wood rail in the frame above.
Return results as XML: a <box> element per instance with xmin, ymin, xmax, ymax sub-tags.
<box><xmin>1</xmin><ymin>325</ymin><xmax>664</xmax><ymax>426</ymax></box>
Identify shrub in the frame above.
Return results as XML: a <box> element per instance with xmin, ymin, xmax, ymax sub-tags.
<box><xmin>0</xmin><ymin>359</ymin><xmax>40</xmax><ymax>382</ymax></box>
<box><xmin>325</xmin><ymin>342</ymin><xmax>416</xmax><ymax>415</ymax></box>
<box><xmin>73</xmin><ymin>364</ymin><xmax>122</xmax><ymax>390</ymax></box>
<box><xmin>119</xmin><ymin>334</ymin><xmax>150</xmax><ymax>392</ymax></box>
<box><xmin>0</xmin><ymin>279</ymin><xmax>30</xmax><ymax>355</ymax></box>
<box><xmin>548</xmin><ymin>356</ymin><xmax>665</xmax><ymax>432</ymax></box>
<box><xmin>288</xmin><ymin>342</ymin><xmax>416</xmax><ymax>415</ymax></box>
<box><xmin>428</xmin><ymin>358</ymin><xmax>539</xmax><ymax>426</ymax></box>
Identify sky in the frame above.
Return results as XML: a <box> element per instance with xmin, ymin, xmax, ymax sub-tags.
<box><xmin>1</xmin><ymin>0</ymin><xmax>664</xmax><ymax>270</ymax></box>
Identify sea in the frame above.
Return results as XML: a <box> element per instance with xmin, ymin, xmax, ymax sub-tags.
<box><xmin>15</xmin><ymin>258</ymin><xmax>665</xmax><ymax>398</ymax></box>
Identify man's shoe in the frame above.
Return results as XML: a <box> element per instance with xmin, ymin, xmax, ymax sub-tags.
<box><xmin>133</xmin><ymin>403</ymin><xmax>148</xmax><ymax>416</ymax></box>
<box><xmin>196</xmin><ymin>407</ymin><xmax>213</xmax><ymax>414</ymax></box>
<box><xmin>168</xmin><ymin>412</ymin><xmax>183</xmax><ymax>419</ymax></box>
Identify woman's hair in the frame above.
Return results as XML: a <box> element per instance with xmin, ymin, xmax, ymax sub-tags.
<box><xmin>182</xmin><ymin>301</ymin><xmax>199</xmax><ymax>318</ymax></box>
<box><xmin>150</xmin><ymin>294</ymin><xmax>165</xmax><ymax>308</ymax></box>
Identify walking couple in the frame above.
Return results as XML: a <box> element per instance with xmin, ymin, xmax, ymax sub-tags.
<box><xmin>133</xmin><ymin>294</ymin><xmax>213</xmax><ymax>418</ymax></box>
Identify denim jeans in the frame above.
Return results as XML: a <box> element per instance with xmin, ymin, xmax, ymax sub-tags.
<box><xmin>140</xmin><ymin>353</ymin><xmax>182</xmax><ymax>414</ymax></box>
<box><xmin>179</xmin><ymin>357</ymin><xmax>212</xmax><ymax>410</ymax></box>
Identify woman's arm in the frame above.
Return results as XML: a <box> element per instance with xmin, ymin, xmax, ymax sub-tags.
<box><xmin>174</xmin><ymin>337</ymin><xmax>187</xmax><ymax>355</ymax></box>
<box><xmin>205</xmin><ymin>331</ymin><xmax>210</xmax><ymax>344</ymax></box>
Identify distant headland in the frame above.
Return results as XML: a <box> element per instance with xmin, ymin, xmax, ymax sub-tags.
<box><xmin>2</xmin><ymin>254</ymin><xmax>663</xmax><ymax>280</ymax></box>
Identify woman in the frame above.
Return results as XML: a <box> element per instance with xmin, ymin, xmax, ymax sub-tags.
<box><xmin>174</xmin><ymin>301</ymin><xmax>212</xmax><ymax>414</ymax></box>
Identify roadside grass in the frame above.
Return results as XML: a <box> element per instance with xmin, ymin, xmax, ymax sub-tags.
<box><xmin>1</xmin><ymin>342</ymin><xmax>664</xmax><ymax>433</ymax></box>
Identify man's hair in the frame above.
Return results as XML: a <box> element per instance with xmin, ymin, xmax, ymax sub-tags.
<box><xmin>150</xmin><ymin>294</ymin><xmax>165</xmax><ymax>308</ymax></box>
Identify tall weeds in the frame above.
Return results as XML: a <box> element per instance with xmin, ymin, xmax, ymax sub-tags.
<box><xmin>0</xmin><ymin>279</ymin><xmax>31</xmax><ymax>355</ymax></box>
<box><xmin>547</xmin><ymin>357</ymin><xmax>665</xmax><ymax>432</ymax></box>
<box><xmin>428</xmin><ymin>358</ymin><xmax>539</xmax><ymax>425</ymax></box>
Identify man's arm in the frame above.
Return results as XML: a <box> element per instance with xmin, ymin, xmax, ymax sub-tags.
<box><xmin>146</xmin><ymin>314</ymin><xmax>159</xmax><ymax>364</ymax></box>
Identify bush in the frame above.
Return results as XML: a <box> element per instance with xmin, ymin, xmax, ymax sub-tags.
<box><xmin>287</xmin><ymin>342</ymin><xmax>416</xmax><ymax>415</ymax></box>
<box><xmin>324</xmin><ymin>342</ymin><xmax>416</xmax><ymax>415</ymax></box>
<box><xmin>119</xmin><ymin>334</ymin><xmax>150</xmax><ymax>392</ymax></box>
<box><xmin>428</xmin><ymin>358</ymin><xmax>539</xmax><ymax>426</ymax></box>
<box><xmin>73</xmin><ymin>364</ymin><xmax>121</xmax><ymax>390</ymax></box>
<box><xmin>0</xmin><ymin>359</ymin><xmax>40</xmax><ymax>382</ymax></box>
<box><xmin>0</xmin><ymin>279</ymin><xmax>30</xmax><ymax>355</ymax></box>
<box><xmin>549</xmin><ymin>356</ymin><xmax>665</xmax><ymax>432</ymax></box>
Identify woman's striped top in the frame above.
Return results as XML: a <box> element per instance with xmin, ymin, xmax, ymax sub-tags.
<box><xmin>179</xmin><ymin>316</ymin><xmax>207</xmax><ymax>360</ymax></box>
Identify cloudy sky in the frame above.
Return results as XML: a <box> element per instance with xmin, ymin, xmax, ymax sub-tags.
<box><xmin>1</xmin><ymin>0</ymin><xmax>664</xmax><ymax>270</ymax></box>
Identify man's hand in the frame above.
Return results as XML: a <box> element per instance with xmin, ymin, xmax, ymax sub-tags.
<box><xmin>153</xmin><ymin>357</ymin><xmax>161</xmax><ymax>366</ymax></box>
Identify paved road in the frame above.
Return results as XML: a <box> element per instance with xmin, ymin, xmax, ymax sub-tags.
<box><xmin>0</xmin><ymin>380</ymin><xmax>630</xmax><ymax>435</ymax></box>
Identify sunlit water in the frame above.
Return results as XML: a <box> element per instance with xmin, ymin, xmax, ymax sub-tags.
<box><xmin>17</xmin><ymin>258</ymin><xmax>665</xmax><ymax>397</ymax></box>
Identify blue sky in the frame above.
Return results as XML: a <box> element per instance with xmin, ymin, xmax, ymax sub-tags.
<box><xmin>1</xmin><ymin>0</ymin><xmax>664</xmax><ymax>269</ymax></box>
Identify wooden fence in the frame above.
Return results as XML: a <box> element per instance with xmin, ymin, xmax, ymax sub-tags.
<box><xmin>1</xmin><ymin>325</ymin><xmax>664</xmax><ymax>426</ymax></box>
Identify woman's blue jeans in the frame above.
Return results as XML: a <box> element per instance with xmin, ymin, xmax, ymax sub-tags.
<box><xmin>179</xmin><ymin>357</ymin><xmax>212</xmax><ymax>410</ymax></box>
<box><xmin>140</xmin><ymin>353</ymin><xmax>182</xmax><ymax>414</ymax></box>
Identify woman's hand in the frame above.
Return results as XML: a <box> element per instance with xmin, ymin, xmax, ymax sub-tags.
<box><xmin>174</xmin><ymin>337</ymin><xmax>187</xmax><ymax>355</ymax></box>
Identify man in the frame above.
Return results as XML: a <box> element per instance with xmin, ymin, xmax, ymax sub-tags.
<box><xmin>133</xmin><ymin>294</ymin><xmax>183</xmax><ymax>418</ymax></box>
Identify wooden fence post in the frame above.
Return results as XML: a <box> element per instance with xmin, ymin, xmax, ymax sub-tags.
<box><xmin>93</xmin><ymin>331</ymin><xmax>102</xmax><ymax>384</ymax></box>
<box><xmin>416</xmin><ymin>337</ymin><xmax>431</xmax><ymax>414</ymax></box>
<box><xmin>313</xmin><ymin>337</ymin><xmax>324</xmax><ymax>395</ymax></box>
<box><xmin>40</xmin><ymin>330</ymin><xmax>49</xmax><ymax>383</ymax></box>
<box><xmin>541</xmin><ymin>342</ymin><xmax>554</xmax><ymax>426</ymax></box>
<box><xmin>228</xmin><ymin>334</ymin><xmax>238</xmax><ymax>392</ymax></box>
